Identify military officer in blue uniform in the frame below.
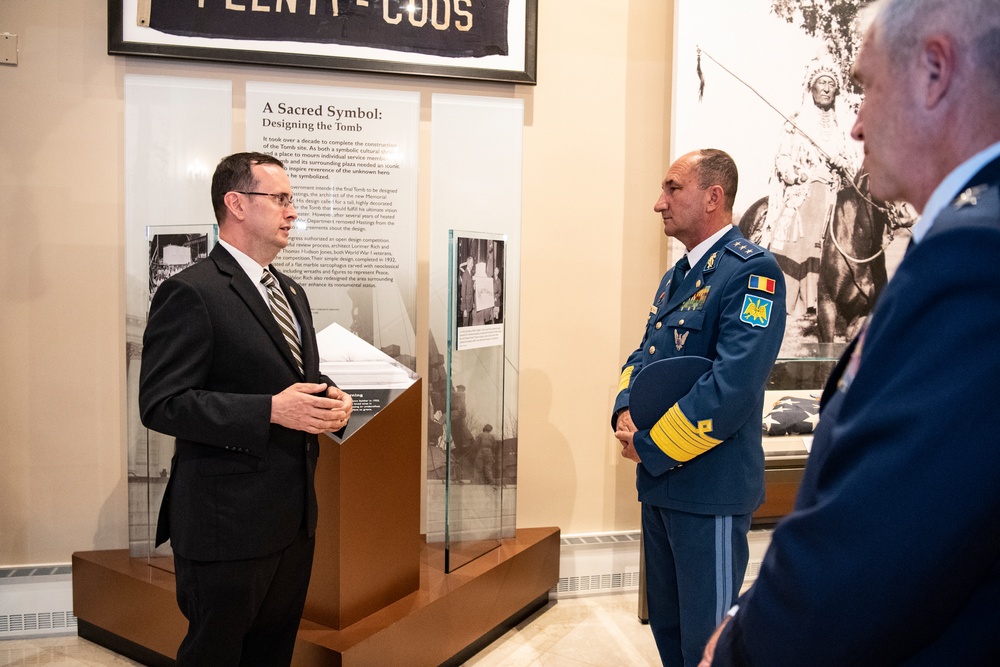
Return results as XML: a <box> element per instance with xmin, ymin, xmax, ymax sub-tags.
<box><xmin>700</xmin><ymin>1</ymin><xmax>1000</xmax><ymax>665</ymax></box>
<box><xmin>613</xmin><ymin>149</ymin><xmax>786</xmax><ymax>666</ymax></box>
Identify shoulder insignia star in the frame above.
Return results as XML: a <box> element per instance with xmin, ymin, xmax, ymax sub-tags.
<box><xmin>725</xmin><ymin>239</ymin><xmax>764</xmax><ymax>260</ymax></box>
<box><xmin>953</xmin><ymin>184</ymin><xmax>989</xmax><ymax>210</ymax></box>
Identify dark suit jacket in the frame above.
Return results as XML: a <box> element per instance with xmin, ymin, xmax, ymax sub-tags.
<box><xmin>712</xmin><ymin>158</ymin><xmax>1000</xmax><ymax>665</ymax></box>
<box><xmin>140</xmin><ymin>244</ymin><xmax>328</xmax><ymax>562</ymax></box>
<box><xmin>613</xmin><ymin>227</ymin><xmax>787</xmax><ymax>516</ymax></box>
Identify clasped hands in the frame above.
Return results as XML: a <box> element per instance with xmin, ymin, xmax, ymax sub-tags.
<box><xmin>614</xmin><ymin>409</ymin><xmax>642</xmax><ymax>464</ymax></box>
<box><xmin>271</xmin><ymin>382</ymin><xmax>353</xmax><ymax>434</ymax></box>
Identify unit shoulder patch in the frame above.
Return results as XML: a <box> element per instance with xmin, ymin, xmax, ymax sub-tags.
<box><xmin>740</xmin><ymin>294</ymin><xmax>773</xmax><ymax>328</ymax></box>
<box><xmin>725</xmin><ymin>239</ymin><xmax>765</xmax><ymax>261</ymax></box>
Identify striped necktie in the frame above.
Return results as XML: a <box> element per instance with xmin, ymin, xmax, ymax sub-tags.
<box><xmin>261</xmin><ymin>269</ymin><xmax>304</xmax><ymax>376</ymax></box>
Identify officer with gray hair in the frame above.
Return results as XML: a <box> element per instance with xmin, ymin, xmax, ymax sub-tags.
<box><xmin>700</xmin><ymin>0</ymin><xmax>1000</xmax><ymax>664</ymax></box>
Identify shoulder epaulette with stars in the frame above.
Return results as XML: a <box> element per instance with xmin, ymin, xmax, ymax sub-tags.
<box><xmin>724</xmin><ymin>239</ymin><xmax>765</xmax><ymax>260</ymax></box>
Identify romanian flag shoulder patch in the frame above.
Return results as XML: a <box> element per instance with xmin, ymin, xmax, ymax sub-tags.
<box><xmin>748</xmin><ymin>274</ymin><xmax>776</xmax><ymax>294</ymax></box>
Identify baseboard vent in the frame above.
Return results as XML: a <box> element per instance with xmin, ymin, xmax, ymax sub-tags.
<box><xmin>555</xmin><ymin>570</ymin><xmax>643</xmax><ymax>595</ymax></box>
<box><xmin>560</xmin><ymin>532</ymin><xmax>641</xmax><ymax>547</ymax></box>
<box><xmin>0</xmin><ymin>611</ymin><xmax>77</xmax><ymax>634</ymax></box>
<box><xmin>0</xmin><ymin>565</ymin><xmax>76</xmax><ymax>638</ymax></box>
<box><xmin>551</xmin><ymin>528</ymin><xmax>773</xmax><ymax>600</ymax></box>
<box><xmin>552</xmin><ymin>531</ymin><xmax>642</xmax><ymax>599</ymax></box>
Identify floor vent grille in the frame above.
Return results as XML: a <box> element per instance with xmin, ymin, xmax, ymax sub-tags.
<box><xmin>560</xmin><ymin>532</ymin><xmax>641</xmax><ymax>546</ymax></box>
<box><xmin>0</xmin><ymin>564</ymin><xmax>76</xmax><ymax>638</ymax></box>
<box><xmin>0</xmin><ymin>612</ymin><xmax>77</xmax><ymax>634</ymax></box>
<box><xmin>552</xmin><ymin>531</ymin><xmax>642</xmax><ymax>599</ymax></box>
<box><xmin>555</xmin><ymin>569</ymin><xmax>642</xmax><ymax>595</ymax></box>
<box><xmin>0</xmin><ymin>566</ymin><xmax>72</xmax><ymax>578</ymax></box>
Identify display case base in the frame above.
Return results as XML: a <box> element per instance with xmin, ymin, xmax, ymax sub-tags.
<box><xmin>72</xmin><ymin>527</ymin><xmax>559</xmax><ymax>666</ymax></box>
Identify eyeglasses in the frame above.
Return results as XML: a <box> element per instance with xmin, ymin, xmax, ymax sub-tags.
<box><xmin>235</xmin><ymin>191</ymin><xmax>295</xmax><ymax>208</ymax></box>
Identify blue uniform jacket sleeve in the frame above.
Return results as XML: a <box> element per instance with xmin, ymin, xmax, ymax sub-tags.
<box><xmin>612</xmin><ymin>272</ymin><xmax>673</xmax><ymax>430</ymax></box>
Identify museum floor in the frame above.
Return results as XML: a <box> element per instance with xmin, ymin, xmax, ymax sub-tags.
<box><xmin>0</xmin><ymin>593</ymin><xmax>660</xmax><ymax>666</ymax></box>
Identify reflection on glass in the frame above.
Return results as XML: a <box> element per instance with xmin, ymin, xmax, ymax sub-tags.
<box><xmin>443</xmin><ymin>230</ymin><xmax>509</xmax><ymax>572</ymax></box>
<box><xmin>123</xmin><ymin>75</ymin><xmax>232</xmax><ymax>567</ymax></box>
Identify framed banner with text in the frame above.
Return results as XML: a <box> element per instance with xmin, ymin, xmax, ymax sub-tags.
<box><xmin>108</xmin><ymin>0</ymin><xmax>538</xmax><ymax>84</ymax></box>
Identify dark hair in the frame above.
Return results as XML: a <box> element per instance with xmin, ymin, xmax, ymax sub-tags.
<box><xmin>210</xmin><ymin>152</ymin><xmax>285</xmax><ymax>224</ymax></box>
<box><xmin>697</xmin><ymin>149</ymin><xmax>739</xmax><ymax>212</ymax></box>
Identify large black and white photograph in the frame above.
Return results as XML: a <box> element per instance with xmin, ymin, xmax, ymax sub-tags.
<box><xmin>673</xmin><ymin>0</ymin><xmax>914</xmax><ymax>358</ymax></box>
<box><xmin>146</xmin><ymin>225</ymin><xmax>216</xmax><ymax>301</ymax></box>
<box><xmin>454</xmin><ymin>234</ymin><xmax>506</xmax><ymax>351</ymax></box>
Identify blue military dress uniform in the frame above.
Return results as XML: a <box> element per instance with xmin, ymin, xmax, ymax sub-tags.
<box><xmin>711</xmin><ymin>157</ymin><xmax>1000</xmax><ymax>666</ymax></box>
<box><xmin>614</xmin><ymin>225</ymin><xmax>786</xmax><ymax>666</ymax></box>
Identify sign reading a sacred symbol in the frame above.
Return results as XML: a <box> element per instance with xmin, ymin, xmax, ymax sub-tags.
<box><xmin>740</xmin><ymin>294</ymin><xmax>773</xmax><ymax>327</ymax></box>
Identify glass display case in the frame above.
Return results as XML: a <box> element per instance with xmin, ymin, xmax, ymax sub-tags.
<box><xmin>441</xmin><ymin>230</ymin><xmax>512</xmax><ymax>572</ymax></box>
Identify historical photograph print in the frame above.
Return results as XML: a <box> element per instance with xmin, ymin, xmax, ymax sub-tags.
<box><xmin>673</xmin><ymin>0</ymin><xmax>914</xmax><ymax>359</ymax></box>
<box><xmin>454</xmin><ymin>235</ymin><xmax>506</xmax><ymax>351</ymax></box>
<box><xmin>147</xmin><ymin>225</ymin><xmax>215</xmax><ymax>301</ymax></box>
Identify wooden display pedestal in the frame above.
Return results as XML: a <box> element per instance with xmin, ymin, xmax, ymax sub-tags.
<box><xmin>306</xmin><ymin>381</ymin><xmax>425</xmax><ymax>630</ymax></box>
<box><xmin>73</xmin><ymin>380</ymin><xmax>561</xmax><ymax>664</ymax></box>
<box><xmin>73</xmin><ymin>528</ymin><xmax>559</xmax><ymax>666</ymax></box>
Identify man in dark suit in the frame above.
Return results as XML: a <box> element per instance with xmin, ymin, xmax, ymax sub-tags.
<box><xmin>613</xmin><ymin>149</ymin><xmax>786</xmax><ymax>666</ymax></box>
<box><xmin>700</xmin><ymin>1</ymin><xmax>1000</xmax><ymax>664</ymax></box>
<box><xmin>459</xmin><ymin>255</ymin><xmax>474</xmax><ymax>325</ymax></box>
<box><xmin>140</xmin><ymin>152</ymin><xmax>352</xmax><ymax>666</ymax></box>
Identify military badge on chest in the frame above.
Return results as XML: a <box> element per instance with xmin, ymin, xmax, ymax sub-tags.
<box><xmin>680</xmin><ymin>285</ymin><xmax>710</xmax><ymax>311</ymax></box>
<box><xmin>838</xmin><ymin>320</ymin><xmax>869</xmax><ymax>393</ymax></box>
<box><xmin>674</xmin><ymin>329</ymin><xmax>689</xmax><ymax>351</ymax></box>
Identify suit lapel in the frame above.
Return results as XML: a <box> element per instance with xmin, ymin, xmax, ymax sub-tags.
<box><xmin>662</xmin><ymin>227</ymin><xmax>740</xmax><ymax>312</ymax></box>
<box><xmin>820</xmin><ymin>335</ymin><xmax>857</xmax><ymax>408</ymax></box>
<box><xmin>210</xmin><ymin>245</ymin><xmax>305</xmax><ymax>379</ymax></box>
<box><xmin>833</xmin><ymin>157</ymin><xmax>1000</xmax><ymax>404</ymax></box>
